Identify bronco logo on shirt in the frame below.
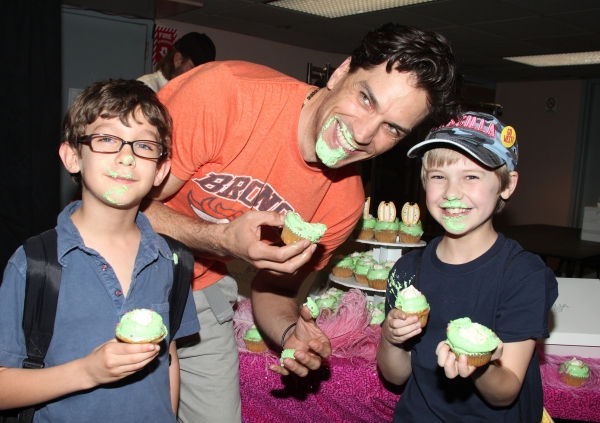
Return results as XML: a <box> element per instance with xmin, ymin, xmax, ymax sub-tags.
<box><xmin>188</xmin><ymin>172</ymin><xmax>294</xmax><ymax>223</ymax></box>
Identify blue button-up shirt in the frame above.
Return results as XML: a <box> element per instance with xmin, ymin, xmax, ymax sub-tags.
<box><xmin>0</xmin><ymin>201</ymin><xmax>200</xmax><ymax>422</ymax></box>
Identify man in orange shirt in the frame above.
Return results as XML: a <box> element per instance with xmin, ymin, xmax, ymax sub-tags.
<box><xmin>145</xmin><ymin>23</ymin><xmax>461</xmax><ymax>423</ymax></box>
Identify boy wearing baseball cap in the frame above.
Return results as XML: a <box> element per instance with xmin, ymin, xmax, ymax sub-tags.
<box><xmin>377</xmin><ymin>111</ymin><xmax>558</xmax><ymax>422</ymax></box>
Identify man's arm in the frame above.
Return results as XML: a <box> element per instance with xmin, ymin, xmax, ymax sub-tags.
<box><xmin>143</xmin><ymin>173</ymin><xmax>315</xmax><ymax>273</ymax></box>
<box><xmin>251</xmin><ymin>269</ymin><xmax>331</xmax><ymax>377</ymax></box>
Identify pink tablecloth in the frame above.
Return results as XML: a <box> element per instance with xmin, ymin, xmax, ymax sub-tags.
<box><xmin>235</xmin><ymin>296</ymin><xmax>600</xmax><ymax>422</ymax></box>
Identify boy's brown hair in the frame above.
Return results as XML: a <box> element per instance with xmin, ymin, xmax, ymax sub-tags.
<box><xmin>63</xmin><ymin>79</ymin><xmax>172</xmax><ymax>182</ymax></box>
<box><xmin>421</xmin><ymin>148</ymin><xmax>511</xmax><ymax>213</ymax></box>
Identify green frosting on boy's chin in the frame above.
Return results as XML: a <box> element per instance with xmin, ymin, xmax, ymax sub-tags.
<box><xmin>442</xmin><ymin>214</ymin><xmax>467</xmax><ymax>232</ymax></box>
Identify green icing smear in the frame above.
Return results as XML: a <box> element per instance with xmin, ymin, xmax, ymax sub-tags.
<box><xmin>103</xmin><ymin>185</ymin><xmax>129</xmax><ymax>205</ymax></box>
<box><xmin>280</xmin><ymin>348</ymin><xmax>296</xmax><ymax>366</ymax></box>
<box><xmin>315</xmin><ymin>116</ymin><xmax>356</xmax><ymax>167</ymax></box>
<box><xmin>284</xmin><ymin>212</ymin><xmax>327</xmax><ymax>243</ymax></box>
<box><xmin>122</xmin><ymin>155</ymin><xmax>135</xmax><ymax>166</ymax></box>
<box><xmin>446</xmin><ymin>317</ymin><xmax>499</xmax><ymax>354</ymax></box>
<box><xmin>559</xmin><ymin>358</ymin><xmax>590</xmax><ymax>378</ymax></box>
<box><xmin>441</xmin><ymin>198</ymin><xmax>468</xmax><ymax>208</ymax></box>
<box><xmin>243</xmin><ymin>325</ymin><xmax>264</xmax><ymax>342</ymax></box>
<box><xmin>172</xmin><ymin>253</ymin><xmax>179</xmax><ymax>265</ymax></box>
<box><xmin>442</xmin><ymin>214</ymin><xmax>467</xmax><ymax>231</ymax></box>
<box><xmin>394</xmin><ymin>285</ymin><xmax>429</xmax><ymax>313</ymax></box>
<box><xmin>103</xmin><ymin>161</ymin><xmax>132</xmax><ymax>179</ymax></box>
<box><xmin>304</xmin><ymin>297</ymin><xmax>319</xmax><ymax>318</ymax></box>
<box><xmin>115</xmin><ymin>309</ymin><xmax>167</xmax><ymax>342</ymax></box>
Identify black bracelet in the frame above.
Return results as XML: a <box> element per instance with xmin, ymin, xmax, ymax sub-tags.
<box><xmin>281</xmin><ymin>322</ymin><xmax>297</xmax><ymax>349</ymax></box>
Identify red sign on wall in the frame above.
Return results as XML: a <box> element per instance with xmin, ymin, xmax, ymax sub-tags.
<box><xmin>153</xmin><ymin>26</ymin><xmax>178</xmax><ymax>66</ymax></box>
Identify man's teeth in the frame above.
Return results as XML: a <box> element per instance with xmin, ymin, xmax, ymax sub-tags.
<box><xmin>336</xmin><ymin>124</ymin><xmax>356</xmax><ymax>152</ymax></box>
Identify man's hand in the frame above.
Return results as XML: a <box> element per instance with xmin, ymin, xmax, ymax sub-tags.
<box><xmin>219</xmin><ymin>210</ymin><xmax>315</xmax><ymax>273</ymax></box>
<box><xmin>269</xmin><ymin>305</ymin><xmax>331</xmax><ymax>377</ymax></box>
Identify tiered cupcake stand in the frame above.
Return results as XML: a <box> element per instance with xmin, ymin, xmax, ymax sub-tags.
<box><xmin>328</xmin><ymin>238</ymin><xmax>427</xmax><ymax>299</ymax></box>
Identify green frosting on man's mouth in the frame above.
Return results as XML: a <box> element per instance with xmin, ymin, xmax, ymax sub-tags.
<box><xmin>315</xmin><ymin>116</ymin><xmax>349</xmax><ymax>167</ymax></box>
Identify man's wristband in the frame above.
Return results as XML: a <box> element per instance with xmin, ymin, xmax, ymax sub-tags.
<box><xmin>281</xmin><ymin>322</ymin><xmax>297</xmax><ymax>349</ymax></box>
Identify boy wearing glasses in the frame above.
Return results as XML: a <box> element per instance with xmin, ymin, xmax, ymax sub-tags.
<box><xmin>0</xmin><ymin>79</ymin><xmax>199</xmax><ymax>422</ymax></box>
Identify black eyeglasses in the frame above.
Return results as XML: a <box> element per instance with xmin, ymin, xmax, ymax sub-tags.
<box><xmin>78</xmin><ymin>134</ymin><xmax>164</xmax><ymax>160</ymax></box>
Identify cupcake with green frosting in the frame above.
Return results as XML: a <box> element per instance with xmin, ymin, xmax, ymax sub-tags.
<box><xmin>395</xmin><ymin>285</ymin><xmax>430</xmax><ymax>327</ymax></box>
<box><xmin>559</xmin><ymin>357</ymin><xmax>590</xmax><ymax>386</ymax></box>
<box><xmin>115</xmin><ymin>309</ymin><xmax>167</xmax><ymax>344</ymax></box>
<box><xmin>366</xmin><ymin>264</ymin><xmax>390</xmax><ymax>290</ymax></box>
<box><xmin>281</xmin><ymin>211</ymin><xmax>327</xmax><ymax>245</ymax></box>
<box><xmin>370</xmin><ymin>307</ymin><xmax>385</xmax><ymax>326</ymax></box>
<box><xmin>446</xmin><ymin>317</ymin><xmax>499</xmax><ymax>367</ymax></box>
<box><xmin>353</xmin><ymin>258</ymin><xmax>373</xmax><ymax>285</ymax></box>
<box><xmin>243</xmin><ymin>325</ymin><xmax>268</xmax><ymax>352</ymax></box>
<box><xmin>356</xmin><ymin>214</ymin><xmax>376</xmax><ymax>240</ymax></box>
<box><xmin>331</xmin><ymin>254</ymin><xmax>355</xmax><ymax>278</ymax></box>
<box><xmin>374</xmin><ymin>218</ymin><xmax>400</xmax><ymax>243</ymax></box>
<box><xmin>399</xmin><ymin>220</ymin><xmax>423</xmax><ymax>244</ymax></box>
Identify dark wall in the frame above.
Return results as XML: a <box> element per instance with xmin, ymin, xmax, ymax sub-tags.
<box><xmin>0</xmin><ymin>0</ymin><xmax>62</xmax><ymax>271</ymax></box>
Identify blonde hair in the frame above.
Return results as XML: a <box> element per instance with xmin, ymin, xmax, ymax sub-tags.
<box><xmin>420</xmin><ymin>148</ymin><xmax>511</xmax><ymax>213</ymax></box>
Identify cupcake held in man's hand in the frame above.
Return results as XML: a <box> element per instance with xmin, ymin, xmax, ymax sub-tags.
<box><xmin>395</xmin><ymin>285</ymin><xmax>430</xmax><ymax>327</ymax></box>
<box><xmin>115</xmin><ymin>309</ymin><xmax>167</xmax><ymax>344</ymax></box>
<box><xmin>281</xmin><ymin>211</ymin><xmax>327</xmax><ymax>245</ymax></box>
<box><xmin>445</xmin><ymin>317</ymin><xmax>499</xmax><ymax>367</ymax></box>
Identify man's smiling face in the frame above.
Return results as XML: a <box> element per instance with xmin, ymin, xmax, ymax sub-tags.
<box><xmin>307</xmin><ymin>58</ymin><xmax>430</xmax><ymax>168</ymax></box>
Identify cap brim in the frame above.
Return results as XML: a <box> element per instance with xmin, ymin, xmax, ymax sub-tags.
<box><xmin>407</xmin><ymin>139</ymin><xmax>505</xmax><ymax>169</ymax></box>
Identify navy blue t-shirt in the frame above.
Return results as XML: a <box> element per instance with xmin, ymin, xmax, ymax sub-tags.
<box><xmin>385</xmin><ymin>233</ymin><xmax>558</xmax><ymax>423</ymax></box>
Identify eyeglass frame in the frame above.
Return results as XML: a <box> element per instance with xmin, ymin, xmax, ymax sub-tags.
<box><xmin>77</xmin><ymin>134</ymin><xmax>165</xmax><ymax>160</ymax></box>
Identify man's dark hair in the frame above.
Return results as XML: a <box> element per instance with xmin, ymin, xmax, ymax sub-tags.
<box><xmin>63</xmin><ymin>79</ymin><xmax>172</xmax><ymax>182</ymax></box>
<box><xmin>350</xmin><ymin>23</ymin><xmax>462</xmax><ymax>126</ymax></box>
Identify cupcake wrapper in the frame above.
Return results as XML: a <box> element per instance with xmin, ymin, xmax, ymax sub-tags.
<box><xmin>563</xmin><ymin>373</ymin><xmax>587</xmax><ymax>387</ymax></box>
<box><xmin>354</xmin><ymin>274</ymin><xmax>369</xmax><ymax>285</ymax></box>
<box><xmin>281</xmin><ymin>225</ymin><xmax>304</xmax><ymax>245</ymax></box>
<box><xmin>117</xmin><ymin>330</ymin><xmax>167</xmax><ymax>345</ymax></box>
<box><xmin>244</xmin><ymin>339</ymin><xmax>268</xmax><ymax>353</ymax></box>
<box><xmin>332</xmin><ymin>267</ymin><xmax>354</xmax><ymax>278</ymax></box>
<box><xmin>356</xmin><ymin>229</ymin><xmax>374</xmax><ymax>240</ymax></box>
<box><xmin>368</xmin><ymin>278</ymin><xmax>387</xmax><ymax>290</ymax></box>
<box><xmin>398</xmin><ymin>307</ymin><xmax>429</xmax><ymax>328</ymax></box>
<box><xmin>400</xmin><ymin>233</ymin><xmax>421</xmax><ymax>244</ymax></box>
<box><xmin>449</xmin><ymin>349</ymin><xmax>493</xmax><ymax>367</ymax></box>
<box><xmin>374</xmin><ymin>230</ymin><xmax>397</xmax><ymax>243</ymax></box>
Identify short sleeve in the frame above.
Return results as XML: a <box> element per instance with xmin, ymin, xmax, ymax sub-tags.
<box><xmin>0</xmin><ymin>247</ymin><xmax>29</xmax><ymax>368</ymax></box>
<box><xmin>495</xmin><ymin>254</ymin><xmax>558</xmax><ymax>342</ymax></box>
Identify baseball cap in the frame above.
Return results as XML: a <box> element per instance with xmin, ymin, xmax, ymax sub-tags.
<box><xmin>174</xmin><ymin>32</ymin><xmax>216</xmax><ymax>67</ymax></box>
<box><xmin>408</xmin><ymin>111</ymin><xmax>518</xmax><ymax>171</ymax></box>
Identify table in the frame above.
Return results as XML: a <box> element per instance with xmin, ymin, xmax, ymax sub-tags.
<box><xmin>235</xmin><ymin>298</ymin><xmax>600</xmax><ymax>423</ymax></box>
<box><xmin>500</xmin><ymin>224</ymin><xmax>600</xmax><ymax>278</ymax></box>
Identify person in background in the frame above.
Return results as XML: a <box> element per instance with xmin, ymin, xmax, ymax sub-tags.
<box><xmin>377</xmin><ymin>111</ymin><xmax>558</xmax><ymax>422</ymax></box>
<box><xmin>144</xmin><ymin>23</ymin><xmax>462</xmax><ymax>423</ymax></box>
<box><xmin>138</xmin><ymin>32</ymin><xmax>216</xmax><ymax>92</ymax></box>
<box><xmin>0</xmin><ymin>80</ymin><xmax>200</xmax><ymax>421</ymax></box>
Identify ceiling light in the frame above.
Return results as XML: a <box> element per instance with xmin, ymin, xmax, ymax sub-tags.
<box><xmin>267</xmin><ymin>0</ymin><xmax>437</xmax><ymax>19</ymax></box>
<box><xmin>504</xmin><ymin>52</ymin><xmax>600</xmax><ymax>67</ymax></box>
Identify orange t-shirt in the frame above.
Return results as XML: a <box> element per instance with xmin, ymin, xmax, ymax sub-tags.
<box><xmin>158</xmin><ymin>61</ymin><xmax>364</xmax><ymax>291</ymax></box>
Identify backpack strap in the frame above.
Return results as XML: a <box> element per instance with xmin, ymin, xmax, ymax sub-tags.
<box><xmin>20</xmin><ymin>229</ymin><xmax>61</xmax><ymax>423</ymax></box>
<box><xmin>159</xmin><ymin>234</ymin><xmax>194</xmax><ymax>343</ymax></box>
